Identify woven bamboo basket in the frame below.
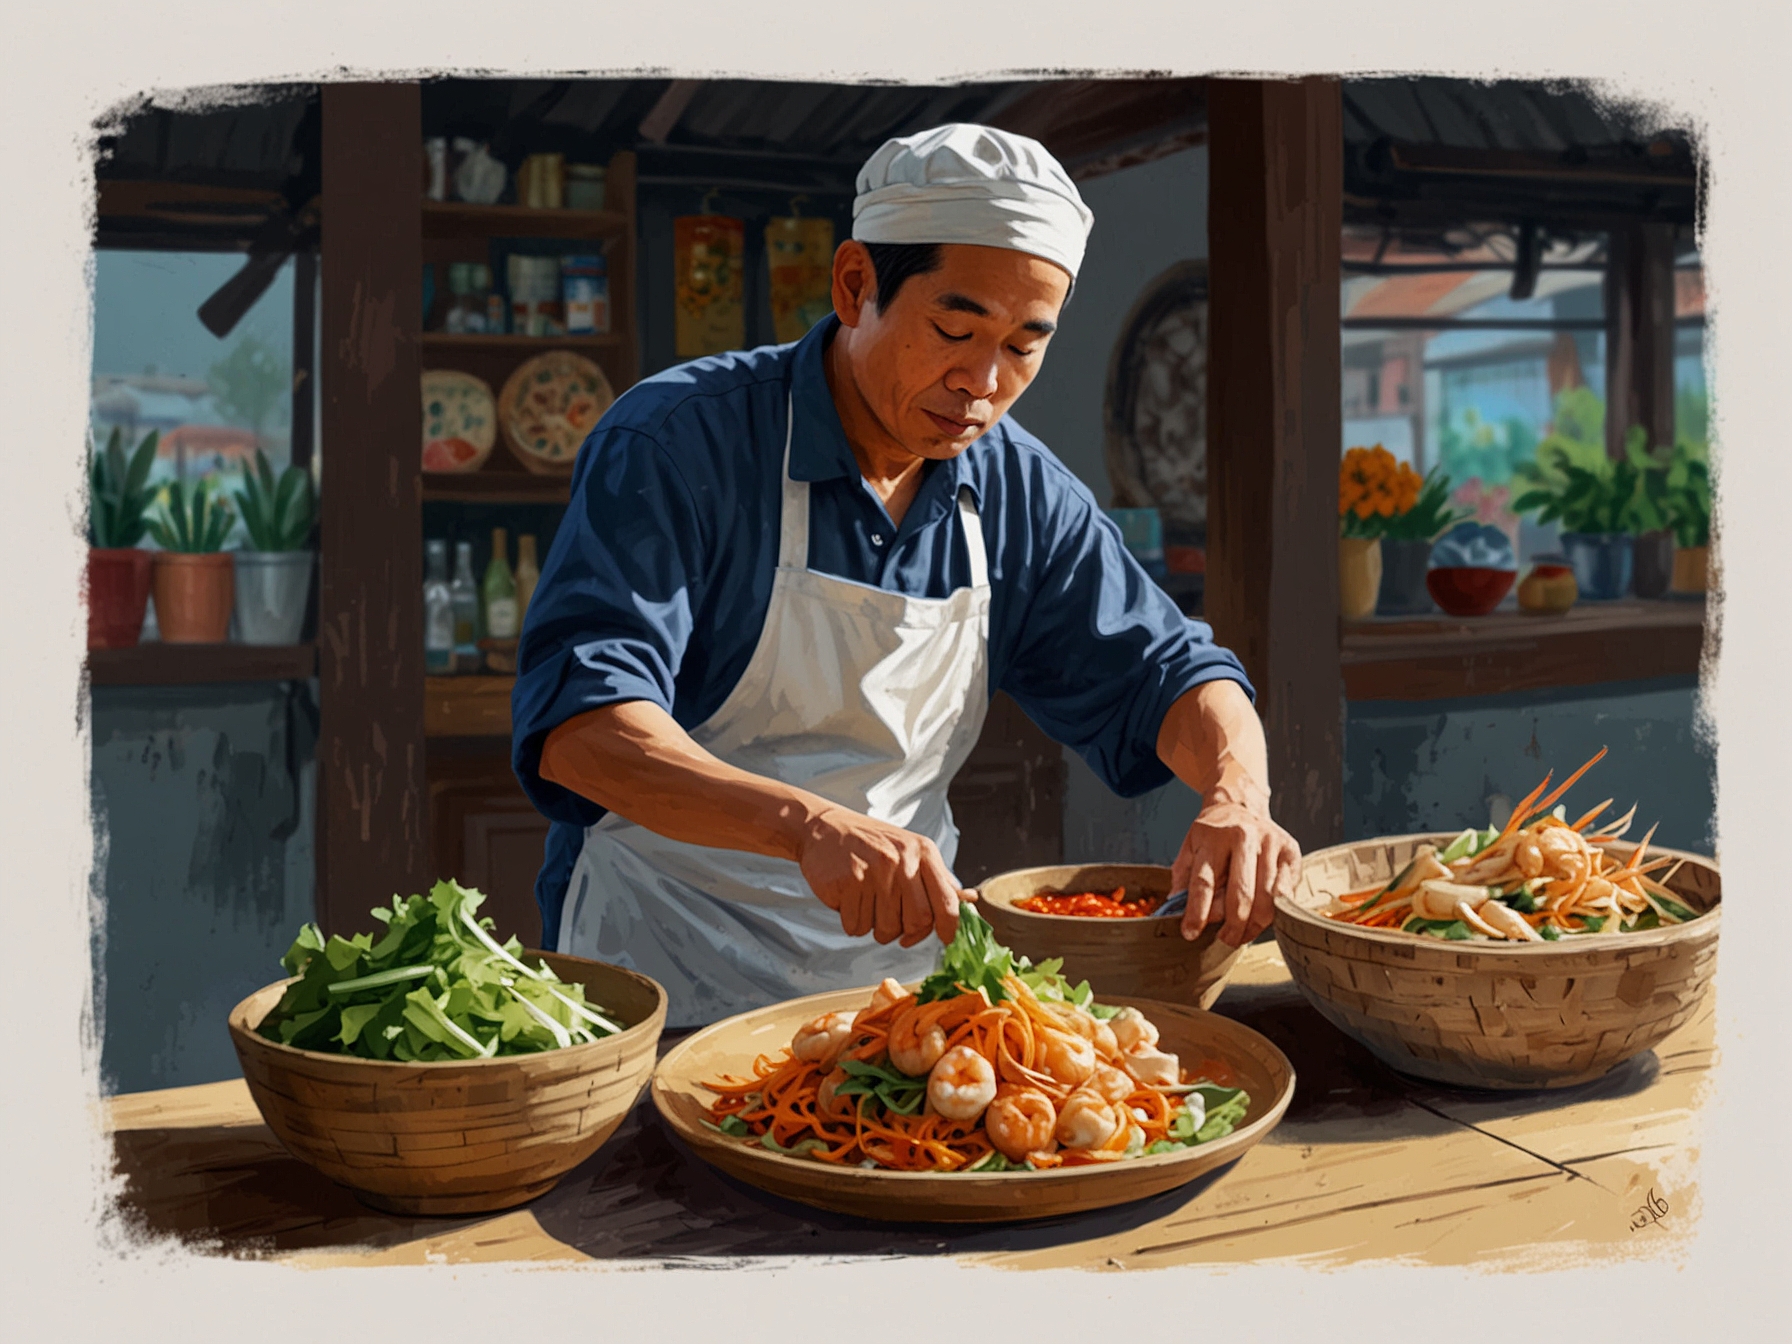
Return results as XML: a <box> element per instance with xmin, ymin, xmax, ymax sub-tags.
<box><xmin>1276</xmin><ymin>835</ymin><xmax>1721</xmax><ymax>1090</ymax></box>
<box><xmin>227</xmin><ymin>952</ymin><xmax>667</xmax><ymax>1215</ymax></box>
<box><xmin>977</xmin><ymin>864</ymin><xmax>1246</xmax><ymax>1010</ymax></box>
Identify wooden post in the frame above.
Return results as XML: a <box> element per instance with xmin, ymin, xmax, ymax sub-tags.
<box><xmin>1205</xmin><ymin>78</ymin><xmax>1345</xmax><ymax>852</ymax></box>
<box><xmin>1605</xmin><ymin>221</ymin><xmax>1676</xmax><ymax>455</ymax></box>
<box><xmin>316</xmin><ymin>83</ymin><xmax>426</xmax><ymax>933</ymax></box>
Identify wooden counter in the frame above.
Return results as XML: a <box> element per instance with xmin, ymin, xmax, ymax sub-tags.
<box><xmin>101</xmin><ymin>944</ymin><xmax>1710</xmax><ymax>1270</ymax></box>
<box><xmin>1343</xmin><ymin>597</ymin><xmax>1709</xmax><ymax>701</ymax></box>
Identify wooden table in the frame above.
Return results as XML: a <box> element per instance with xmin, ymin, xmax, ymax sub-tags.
<box><xmin>102</xmin><ymin>945</ymin><xmax>1711</xmax><ymax>1271</ymax></box>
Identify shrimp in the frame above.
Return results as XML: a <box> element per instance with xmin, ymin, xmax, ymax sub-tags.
<box><xmin>1090</xmin><ymin>1064</ymin><xmax>1135</xmax><ymax>1105</ymax></box>
<box><xmin>1122</xmin><ymin>1046</ymin><xmax>1181</xmax><ymax>1088</ymax></box>
<box><xmin>1055</xmin><ymin>1088</ymin><xmax>1121</xmax><ymax>1150</ymax></box>
<box><xmin>1109</xmin><ymin>1007</ymin><xmax>1159</xmax><ymax>1054</ymax></box>
<box><xmin>1090</xmin><ymin>1018</ymin><xmax>1119</xmax><ymax>1059</ymax></box>
<box><xmin>927</xmin><ymin>1045</ymin><xmax>998</xmax><ymax>1123</ymax></box>
<box><xmin>1514</xmin><ymin>837</ymin><xmax>1545</xmax><ymax>878</ymax></box>
<box><xmin>1537</xmin><ymin>825</ymin><xmax>1590</xmax><ymax>880</ymax></box>
<box><xmin>888</xmin><ymin>1004</ymin><xmax>949</xmax><ymax>1076</ymax></box>
<box><xmin>866</xmin><ymin>977</ymin><xmax>908</xmax><ymax>1015</ymax></box>
<box><xmin>1478</xmin><ymin>899</ymin><xmax>1543</xmax><ymax>942</ymax></box>
<box><xmin>985</xmin><ymin>1085</ymin><xmax>1058</xmax><ymax>1162</ymax></box>
<box><xmin>1035</xmin><ymin>1028</ymin><xmax>1097</xmax><ymax>1088</ymax></box>
<box><xmin>1412</xmin><ymin>879</ymin><xmax>1493</xmax><ymax>921</ymax></box>
<box><xmin>791</xmin><ymin>1011</ymin><xmax>855</xmax><ymax>1065</ymax></box>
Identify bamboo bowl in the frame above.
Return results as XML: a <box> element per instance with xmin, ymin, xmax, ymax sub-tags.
<box><xmin>976</xmin><ymin>864</ymin><xmax>1246</xmax><ymax>1010</ymax></box>
<box><xmin>1275</xmin><ymin>835</ymin><xmax>1721</xmax><ymax>1090</ymax></box>
<box><xmin>227</xmin><ymin>952</ymin><xmax>667</xmax><ymax>1215</ymax></box>
<box><xmin>652</xmin><ymin>985</ymin><xmax>1294</xmax><ymax>1223</ymax></box>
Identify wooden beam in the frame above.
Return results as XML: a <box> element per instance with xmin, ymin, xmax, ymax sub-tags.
<box><xmin>1205</xmin><ymin>78</ymin><xmax>1345</xmax><ymax>852</ymax></box>
<box><xmin>316</xmin><ymin>83</ymin><xmax>427</xmax><ymax>935</ymax></box>
<box><xmin>1606</xmin><ymin>221</ymin><xmax>1677</xmax><ymax>456</ymax></box>
<box><xmin>988</xmin><ymin>79</ymin><xmax>1207</xmax><ymax>180</ymax></box>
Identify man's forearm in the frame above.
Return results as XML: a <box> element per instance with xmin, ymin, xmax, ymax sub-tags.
<box><xmin>539</xmin><ymin>701</ymin><xmax>832</xmax><ymax>861</ymax></box>
<box><xmin>1154</xmin><ymin>679</ymin><xmax>1272</xmax><ymax>812</ymax></box>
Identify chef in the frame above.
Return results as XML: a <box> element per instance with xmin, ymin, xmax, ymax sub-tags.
<box><xmin>512</xmin><ymin>123</ymin><xmax>1300</xmax><ymax>1028</ymax></box>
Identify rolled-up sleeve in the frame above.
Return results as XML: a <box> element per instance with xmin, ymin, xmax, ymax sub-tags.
<box><xmin>511</xmin><ymin>425</ymin><xmax>708</xmax><ymax>825</ymax></box>
<box><xmin>998</xmin><ymin>479</ymin><xmax>1254</xmax><ymax>798</ymax></box>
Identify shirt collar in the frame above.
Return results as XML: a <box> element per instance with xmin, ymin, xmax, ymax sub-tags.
<box><xmin>787</xmin><ymin>314</ymin><xmax>983</xmax><ymax>510</ymax></box>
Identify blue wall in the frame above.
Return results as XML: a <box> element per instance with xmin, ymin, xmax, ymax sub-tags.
<box><xmin>1344</xmin><ymin>675</ymin><xmax>1715</xmax><ymax>854</ymax></box>
<box><xmin>90</xmin><ymin>681</ymin><xmax>317</xmax><ymax>1095</ymax></box>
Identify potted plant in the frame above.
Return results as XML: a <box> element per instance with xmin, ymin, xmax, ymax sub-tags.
<box><xmin>1512</xmin><ymin>440</ymin><xmax>1645</xmax><ymax>601</ymax></box>
<box><xmin>1376</xmin><ymin>465</ymin><xmax>1473</xmax><ymax>615</ymax></box>
<box><xmin>232</xmin><ymin>450</ymin><xmax>317</xmax><ymax>645</ymax></box>
<box><xmin>1337</xmin><ymin>446</ymin><xmax>1404</xmax><ymax>619</ymax></box>
<box><xmin>1663</xmin><ymin>437</ymin><xmax>1711</xmax><ymax>594</ymax></box>
<box><xmin>146</xmin><ymin>477</ymin><xmax>237</xmax><ymax>643</ymax></box>
<box><xmin>87</xmin><ymin>427</ymin><xmax>160</xmax><ymax>649</ymax></box>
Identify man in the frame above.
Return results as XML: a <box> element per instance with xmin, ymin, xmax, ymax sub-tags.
<box><xmin>512</xmin><ymin>123</ymin><xmax>1300</xmax><ymax>1028</ymax></box>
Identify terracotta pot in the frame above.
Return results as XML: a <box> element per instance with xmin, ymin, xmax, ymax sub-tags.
<box><xmin>1339</xmin><ymin>536</ymin><xmax>1382</xmax><ymax>620</ymax></box>
<box><xmin>87</xmin><ymin>548</ymin><xmax>153</xmax><ymax>649</ymax></box>
<box><xmin>1632</xmin><ymin>530</ymin><xmax>1675</xmax><ymax>599</ymax></box>
<box><xmin>1518</xmin><ymin>562</ymin><xmax>1578</xmax><ymax>614</ymax></box>
<box><xmin>1672</xmin><ymin>545</ymin><xmax>1709</xmax><ymax>594</ymax></box>
<box><xmin>152</xmin><ymin>552</ymin><xmax>235</xmax><ymax>643</ymax></box>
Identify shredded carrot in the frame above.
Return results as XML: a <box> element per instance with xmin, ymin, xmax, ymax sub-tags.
<box><xmin>1322</xmin><ymin>746</ymin><xmax>1701</xmax><ymax>943</ymax></box>
<box><xmin>702</xmin><ymin>977</ymin><xmax>1226</xmax><ymax>1173</ymax></box>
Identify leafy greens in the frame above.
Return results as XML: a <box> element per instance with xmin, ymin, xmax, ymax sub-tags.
<box><xmin>256</xmin><ymin>879</ymin><xmax>621</xmax><ymax>1061</ymax></box>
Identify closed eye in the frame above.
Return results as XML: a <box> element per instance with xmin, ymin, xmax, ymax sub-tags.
<box><xmin>932</xmin><ymin>323</ymin><xmax>971</xmax><ymax>343</ymax></box>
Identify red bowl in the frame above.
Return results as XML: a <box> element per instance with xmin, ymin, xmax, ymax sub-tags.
<box><xmin>1426</xmin><ymin>566</ymin><xmax>1516</xmax><ymax>616</ymax></box>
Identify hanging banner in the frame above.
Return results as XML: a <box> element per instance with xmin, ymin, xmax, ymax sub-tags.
<box><xmin>765</xmin><ymin>215</ymin><xmax>835</xmax><ymax>344</ymax></box>
<box><xmin>674</xmin><ymin>215</ymin><xmax>746</xmax><ymax>358</ymax></box>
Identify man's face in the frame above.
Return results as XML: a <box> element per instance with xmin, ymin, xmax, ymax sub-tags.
<box><xmin>833</xmin><ymin>241</ymin><xmax>1071</xmax><ymax>462</ymax></box>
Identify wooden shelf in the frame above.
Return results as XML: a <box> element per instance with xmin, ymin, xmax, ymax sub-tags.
<box><xmin>421</xmin><ymin>332</ymin><xmax>623</xmax><ymax>353</ymax></box>
<box><xmin>422</xmin><ymin>471</ymin><xmax>571</xmax><ymax>504</ymax></box>
<box><xmin>88</xmin><ymin>643</ymin><xmax>317</xmax><ymax>687</ymax></box>
<box><xmin>426</xmin><ymin>675</ymin><xmax>515</xmax><ymax>737</ymax></box>
<box><xmin>1342</xmin><ymin>598</ymin><xmax>1707</xmax><ymax>701</ymax></box>
<box><xmin>422</xmin><ymin>201</ymin><xmax>628</xmax><ymax>241</ymax></box>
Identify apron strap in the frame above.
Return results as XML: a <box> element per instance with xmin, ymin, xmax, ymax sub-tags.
<box><xmin>778</xmin><ymin>395</ymin><xmax>808</xmax><ymax>572</ymax></box>
<box><xmin>779</xmin><ymin>393</ymin><xmax>990</xmax><ymax>591</ymax></box>
<box><xmin>957</xmin><ymin>487</ymin><xmax>989</xmax><ymax>589</ymax></box>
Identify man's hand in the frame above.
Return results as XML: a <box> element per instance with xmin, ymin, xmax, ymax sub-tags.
<box><xmin>1155</xmin><ymin>680</ymin><xmax>1301</xmax><ymax>947</ymax></box>
<box><xmin>1171</xmin><ymin>796</ymin><xmax>1301</xmax><ymax>947</ymax></box>
<box><xmin>797</xmin><ymin>804</ymin><xmax>971</xmax><ymax>947</ymax></box>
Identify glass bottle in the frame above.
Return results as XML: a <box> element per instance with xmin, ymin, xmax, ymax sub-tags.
<box><xmin>423</xmin><ymin>539</ymin><xmax>454</xmax><ymax>673</ymax></box>
<box><xmin>484</xmin><ymin>527</ymin><xmax>519</xmax><ymax>641</ymax></box>
<box><xmin>515</xmin><ymin>533</ymin><xmax>540</xmax><ymax>618</ymax></box>
<box><xmin>450</xmin><ymin>540</ymin><xmax>481</xmax><ymax>672</ymax></box>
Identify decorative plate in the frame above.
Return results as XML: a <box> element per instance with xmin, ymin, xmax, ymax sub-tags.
<box><xmin>421</xmin><ymin>369</ymin><xmax>497</xmax><ymax>474</ymax></box>
<box><xmin>651</xmin><ymin>986</ymin><xmax>1294</xmax><ymax>1224</ymax></box>
<box><xmin>498</xmin><ymin>351</ymin><xmax>615</xmax><ymax>476</ymax></box>
<box><xmin>1105</xmin><ymin>260</ymin><xmax>1209</xmax><ymax>537</ymax></box>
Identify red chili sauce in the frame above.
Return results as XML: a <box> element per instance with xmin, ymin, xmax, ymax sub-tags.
<box><xmin>1013</xmin><ymin>886</ymin><xmax>1165</xmax><ymax>918</ymax></box>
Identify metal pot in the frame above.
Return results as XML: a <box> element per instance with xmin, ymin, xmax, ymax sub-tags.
<box><xmin>233</xmin><ymin>550</ymin><xmax>314</xmax><ymax>645</ymax></box>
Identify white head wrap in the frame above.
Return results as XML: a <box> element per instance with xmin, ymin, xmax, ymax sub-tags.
<box><xmin>852</xmin><ymin>123</ymin><xmax>1094</xmax><ymax>279</ymax></box>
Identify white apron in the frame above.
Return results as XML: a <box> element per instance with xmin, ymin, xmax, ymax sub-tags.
<box><xmin>558</xmin><ymin>396</ymin><xmax>993</xmax><ymax>1027</ymax></box>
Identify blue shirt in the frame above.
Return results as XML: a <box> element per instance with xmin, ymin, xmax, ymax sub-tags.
<box><xmin>512</xmin><ymin>315</ymin><xmax>1253</xmax><ymax>946</ymax></box>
